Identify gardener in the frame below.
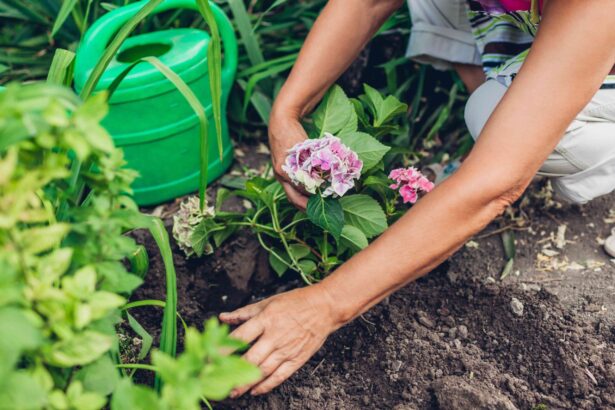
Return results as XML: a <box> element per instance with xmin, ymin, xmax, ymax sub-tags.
<box><xmin>221</xmin><ymin>0</ymin><xmax>615</xmax><ymax>396</ymax></box>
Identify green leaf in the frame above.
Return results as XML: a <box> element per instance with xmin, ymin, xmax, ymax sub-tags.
<box><xmin>47</xmin><ymin>48</ymin><xmax>76</xmax><ymax>86</ymax></box>
<box><xmin>269</xmin><ymin>251</ymin><xmax>289</xmax><ymax>277</ymax></box>
<box><xmin>313</xmin><ymin>85</ymin><xmax>355</xmax><ymax>136</ymax></box>
<box><xmin>0</xmin><ymin>308</ymin><xmax>42</xmax><ymax>380</ymax></box>
<box><xmin>340</xmin><ymin>225</ymin><xmax>368</xmax><ymax>252</ymax></box>
<box><xmin>111</xmin><ymin>379</ymin><xmax>160</xmax><ymax>410</ymax></box>
<box><xmin>338</xmin><ymin>132</ymin><xmax>390</xmax><ymax>171</ymax></box>
<box><xmin>74</xmin><ymin>355</ymin><xmax>120</xmax><ymax>396</ymax></box>
<box><xmin>339</xmin><ymin>195</ymin><xmax>387</xmax><ymax>239</ymax></box>
<box><xmin>19</xmin><ymin>223</ymin><xmax>70</xmax><ymax>254</ymax></box>
<box><xmin>46</xmin><ymin>331</ymin><xmax>113</xmax><ymax>367</ymax></box>
<box><xmin>298</xmin><ymin>259</ymin><xmax>317</xmax><ymax>275</ymax></box>
<box><xmin>363</xmin><ymin>84</ymin><xmax>408</xmax><ymax>127</ymax></box>
<box><xmin>306</xmin><ymin>195</ymin><xmax>344</xmax><ymax>240</ymax></box>
<box><xmin>288</xmin><ymin>244</ymin><xmax>310</xmax><ymax>260</ymax></box>
<box><xmin>200</xmin><ymin>356</ymin><xmax>261</xmax><ymax>401</ymax></box>
<box><xmin>51</xmin><ymin>0</ymin><xmax>78</xmax><ymax>37</ymax></box>
<box><xmin>0</xmin><ymin>372</ymin><xmax>47</xmax><ymax>410</ymax></box>
<box><xmin>126</xmin><ymin>312</ymin><xmax>153</xmax><ymax>361</ymax></box>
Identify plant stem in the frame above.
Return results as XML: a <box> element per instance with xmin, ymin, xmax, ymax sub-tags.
<box><xmin>117</xmin><ymin>363</ymin><xmax>157</xmax><ymax>372</ymax></box>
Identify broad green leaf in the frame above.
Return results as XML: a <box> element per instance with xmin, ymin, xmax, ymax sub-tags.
<box><xmin>338</xmin><ymin>132</ymin><xmax>390</xmax><ymax>171</ymax></box>
<box><xmin>19</xmin><ymin>223</ymin><xmax>70</xmax><ymax>254</ymax></box>
<box><xmin>111</xmin><ymin>379</ymin><xmax>160</xmax><ymax>410</ymax></box>
<box><xmin>0</xmin><ymin>308</ymin><xmax>42</xmax><ymax>379</ymax></box>
<box><xmin>46</xmin><ymin>331</ymin><xmax>113</xmax><ymax>367</ymax></box>
<box><xmin>74</xmin><ymin>355</ymin><xmax>120</xmax><ymax>396</ymax></box>
<box><xmin>306</xmin><ymin>195</ymin><xmax>344</xmax><ymax>240</ymax></box>
<box><xmin>340</xmin><ymin>225</ymin><xmax>368</xmax><ymax>252</ymax></box>
<box><xmin>298</xmin><ymin>259</ymin><xmax>317</xmax><ymax>275</ymax></box>
<box><xmin>268</xmin><ymin>250</ymin><xmax>290</xmax><ymax>277</ymax></box>
<box><xmin>339</xmin><ymin>195</ymin><xmax>387</xmax><ymax>239</ymax></box>
<box><xmin>313</xmin><ymin>85</ymin><xmax>355</xmax><ymax>136</ymax></box>
<box><xmin>0</xmin><ymin>372</ymin><xmax>47</xmax><ymax>410</ymax></box>
<box><xmin>363</xmin><ymin>84</ymin><xmax>408</xmax><ymax>127</ymax></box>
<box><xmin>200</xmin><ymin>356</ymin><xmax>261</xmax><ymax>401</ymax></box>
<box><xmin>288</xmin><ymin>244</ymin><xmax>310</xmax><ymax>260</ymax></box>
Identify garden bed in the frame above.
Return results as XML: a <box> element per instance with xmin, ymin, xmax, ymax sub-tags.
<box><xmin>129</xmin><ymin>145</ymin><xmax>615</xmax><ymax>410</ymax></box>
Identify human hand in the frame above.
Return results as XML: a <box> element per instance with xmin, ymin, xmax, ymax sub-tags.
<box><xmin>219</xmin><ymin>284</ymin><xmax>342</xmax><ymax>396</ymax></box>
<box><xmin>268</xmin><ymin>110</ymin><xmax>310</xmax><ymax>209</ymax></box>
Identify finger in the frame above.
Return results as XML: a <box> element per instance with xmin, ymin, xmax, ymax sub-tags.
<box><xmin>230</xmin><ymin>350</ymin><xmax>284</xmax><ymax>398</ymax></box>
<box><xmin>230</xmin><ymin>318</ymin><xmax>264</xmax><ymax>344</ymax></box>
<box><xmin>219</xmin><ymin>302</ymin><xmax>264</xmax><ymax>325</ymax></box>
<box><xmin>250</xmin><ymin>359</ymin><xmax>303</xmax><ymax>396</ymax></box>
<box><xmin>282</xmin><ymin>182</ymin><xmax>308</xmax><ymax>209</ymax></box>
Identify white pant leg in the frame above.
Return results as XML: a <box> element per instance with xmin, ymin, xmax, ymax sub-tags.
<box><xmin>465</xmin><ymin>80</ymin><xmax>615</xmax><ymax>204</ymax></box>
<box><xmin>407</xmin><ymin>0</ymin><xmax>481</xmax><ymax>71</ymax></box>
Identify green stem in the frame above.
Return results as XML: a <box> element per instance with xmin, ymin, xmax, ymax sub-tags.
<box><xmin>117</xmin><ymin>363</ymin><xmax>157</xmax><ymax>372</ymax></box>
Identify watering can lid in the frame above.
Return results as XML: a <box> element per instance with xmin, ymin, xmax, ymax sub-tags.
<box><xmin>75</xmin><ymin>28</ymin><xmax>210</xmax><ymax>96</ymax></box>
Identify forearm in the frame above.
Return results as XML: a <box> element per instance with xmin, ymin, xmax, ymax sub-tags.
<box><xmin>272</xmin><ymin>0</ymin><xmax>403</xmax><ymax>118</ymax></box>
<box><xmin>318</xmin><ymin>0</ymin><xmax>615</xmax><ymax>326</ymax></box>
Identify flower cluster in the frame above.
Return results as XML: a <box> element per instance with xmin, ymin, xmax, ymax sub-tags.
<box><xmin>389</xmin><ymin>167</ymin><xmax>434</xmax><ymax>204</ymax></box>
<box><xmin>282</xmin><ymin>133</ymin><xmax>363</xmax><ymax>197</ymax></box>
<box><xmin>172</xmin><ymin>196</ymin><xmax>215</xmax><ymax>257</ymax></box>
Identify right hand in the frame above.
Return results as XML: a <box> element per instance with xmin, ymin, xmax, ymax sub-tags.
<box><xmin>268</xmin><ymin>110</ymin><xmax>310</xmax><ymax>209</ymax></box>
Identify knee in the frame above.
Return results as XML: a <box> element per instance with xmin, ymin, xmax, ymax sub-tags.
<box><xmin>464</xmin><ymin>80</ymin><xmax>507</xmax><ymax>140</ymax></box>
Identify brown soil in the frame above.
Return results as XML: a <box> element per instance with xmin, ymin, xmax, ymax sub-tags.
<box><xmin>128</xmin><ymin>143</ymin><xmax>615</xmax><ymax>409</ymax></box>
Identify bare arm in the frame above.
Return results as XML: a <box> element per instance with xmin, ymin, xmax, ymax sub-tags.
<box><xmin>320</xmin><ymin>0</ymin><xmax>615</xmax><ymax>322</ymax></box>
<box><xmin>223</xmin><ymin>0</ymin><xmax>615</xmax><ymax>397</ymax></box>
<box><xmin>269</xmin><ymin>0</ymin><xmax>404</xmax><ymax>208</ymax></box>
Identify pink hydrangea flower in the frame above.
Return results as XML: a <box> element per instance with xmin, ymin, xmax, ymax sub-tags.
<box><xmin>389</xmin><ymin>167</ymin><xmax>434</xmax><ymax>204</ymax></box>
<box><xmin>282</xmin><ymin>133</ymin><xmax>363</xmax><ymax>197</ymax></box>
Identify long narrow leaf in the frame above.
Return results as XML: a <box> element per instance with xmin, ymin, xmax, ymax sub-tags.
<box><xmin>226</xmin><ymin>0</ymin><xmax>264</xmax><ymax>66</ymax></box>
<box><xmin>47</xmin><ymin>48</ymin><xmax>75</xmax><ymax>86</ymax></box>
<box><xmin>141</xmin><ymin>56</ymin><xmax>209</xmax><ymax>211</ymax></box>
<box><xmin>196</xmin><ymin>0</ymin><xmax>223</xmax><ymax>160</ymax></box>
<box><xmin>51</xmin><ymin>0</ymin><xmax>78</xmax><ymax>37</ymax></box>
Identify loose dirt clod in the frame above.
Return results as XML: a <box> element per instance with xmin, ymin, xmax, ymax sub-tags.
<box><xmin>510</xmin><ymin>297</ymin><xmax>524</xmax><ymax>317</ymax></box>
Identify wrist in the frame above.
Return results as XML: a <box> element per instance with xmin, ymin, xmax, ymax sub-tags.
<box><xmin>313</xmin><ymin>280</ymin><xmax>356</xmax><ymax>329</ymax></box>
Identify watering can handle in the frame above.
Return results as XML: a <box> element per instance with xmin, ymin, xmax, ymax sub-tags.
<box><xmin>77</xmin><ymin>0</ymin><xmax>238</xmax><ymax>93</ymax></box>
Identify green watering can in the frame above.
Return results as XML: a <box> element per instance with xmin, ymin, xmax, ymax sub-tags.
<box><xmin>75</xmin><ymin>0</ymin><xmax>238</xmax><ymax>206</ymax></box>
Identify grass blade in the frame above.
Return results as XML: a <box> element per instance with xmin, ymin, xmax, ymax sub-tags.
<box><xmin>141</xmin><ymin>56</ymin><xmax>209</xmax><ymax>211</ymax></box>
<box><xmin>129</xmin><ymin>215</ymin><xmax>177</xmax><ymax>391</ymax></box>
<box><xmin>196</xmin><ymin>0</ymin><xmax>223</xmax><ymax>160</ymax></box>
<box><xmin>47</xmin><ymin>48</ymin><xmax>76</xmax><ymax>86</ymax></box>
<box><xmin>51</xmin><ymin>0</ymin><xmax>78</xmax><ymax>37</ymax></box>
<box><xmin>126</xmin><ymin>312</ymin><xmax>154</xmax><ymax>361</ymax></box>
<box><xmin>226</xmin><ymin>0</ymin><xmax>264</xmax><ymax>66</ymax></box>
<box><xmin>242</xmin><ymin>59</ymin><xmax>294</xmax><ymax>117</ymax></box>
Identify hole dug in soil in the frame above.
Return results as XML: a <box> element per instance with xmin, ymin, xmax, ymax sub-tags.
<box><xmin>129</xmin><ymin>221</ymin><xmax>615</xmax><ymax>410</ymax></box>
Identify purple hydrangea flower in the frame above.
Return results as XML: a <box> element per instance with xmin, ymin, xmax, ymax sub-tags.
<box><xmin>282</xmin><ymin>133</ymin><xmax>363</xmax><ymax>198</ymax></box>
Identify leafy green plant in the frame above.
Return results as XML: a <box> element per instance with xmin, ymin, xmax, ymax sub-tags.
<box><xmin>174</xmin><ymin>84</ymin><xmax>435</xmax><ymax>283</ymax></box>
<box><xmin>0</xmin><ymin>83</ymin><xmax>258</xmax><ymax>408</ymax></box>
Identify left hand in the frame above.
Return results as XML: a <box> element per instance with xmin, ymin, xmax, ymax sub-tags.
<box><xmin>219</xmin><ymin>284</ymin><xmax>341</xmax><ymax>397</ymax></box>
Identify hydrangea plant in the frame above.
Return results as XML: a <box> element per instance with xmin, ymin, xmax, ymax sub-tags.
<box><xmin>178</xmin><ymin>84</ymin><xmax>434</xmax><ymax>283</ymax></box>
<box><xmin>172</xmin><ymin>196</ymin><xmax>216</xmax><ymax>257</ymax></box>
